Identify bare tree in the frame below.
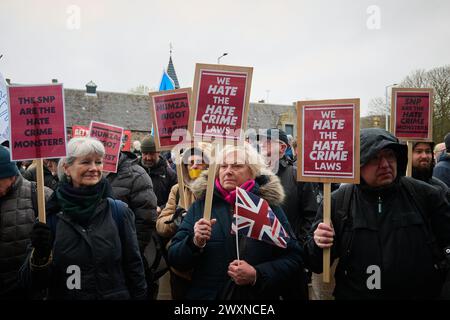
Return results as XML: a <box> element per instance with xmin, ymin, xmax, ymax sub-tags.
<box><xmin>401</xmin><ymin>69</ymin><xmax>429</xmax><ymax>88</ymax></box>
<box><xmin>427</xmin><ymin>66</ymin><xmax>450</xmax><ymax>142</ymax></box>
<box><xmin>365</xmin><ymin>97</ymin><xmax>387</xmax><ymax>128</ymax></box>
<box><xmin>368</xmin><ymin>97</ymin><xmax>386</xmax><ymax>116</ymax></box>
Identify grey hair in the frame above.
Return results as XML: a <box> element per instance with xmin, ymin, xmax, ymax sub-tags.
<box><xmin>214</xmin><ymin>142</ymin><xmax>269</xmax><ymax>179</ymax></box>
<box><xmin>57</xmin><ymin>137</ymin><xmax>105</xmax><ymax>180</ymax></box>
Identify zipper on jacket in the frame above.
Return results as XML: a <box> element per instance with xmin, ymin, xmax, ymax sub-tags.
<box><xmin>377</xmin><ymin>195</ymin><xmax>382</xmax><ymax>214</ymax></box>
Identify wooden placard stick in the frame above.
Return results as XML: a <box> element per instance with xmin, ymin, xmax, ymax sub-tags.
<box><xmin>406</xmin><ymin>141</ymin><xmax>413</xmax><ymax>177</ymax></box>
<box><xmin>175</xmin><ymin>151</ymin><xmax>187</xmax><ymax>209</ymax></box>
<box><xmin>36</xmin><ymin>159</ymin><xmax>47</xmax><ymax>223</ymax></box>
<box><xmin>203</xmin><ymin>143</ymin><xmax>218</xmax><ymax>220</ymax></box>
<box><xmin>323</xmin><ymin>182</ymin><xmax>331</xmax><ymax>283</ymax></box>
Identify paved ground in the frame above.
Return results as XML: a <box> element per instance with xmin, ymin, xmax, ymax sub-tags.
<box><xmin>157</xmin><ymin>272</ymin><xmax>172</xmax><ymax>300</ymax></box>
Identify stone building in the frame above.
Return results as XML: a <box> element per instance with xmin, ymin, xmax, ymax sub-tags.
<box><xmin>64</xmin><ymin>84</ymin><xmax>298</xmax><ymax>143</ymax></box>
<box><xmin>65</xmin><ymin>84</ymin><xmax>153</xmax><ymax>142</ymax></box>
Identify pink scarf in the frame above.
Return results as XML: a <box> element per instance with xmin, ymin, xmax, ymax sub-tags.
<box><xmin>215</xmin><ymin>178</ymin><xmax>255</xmax><ymax>205</ymax></box>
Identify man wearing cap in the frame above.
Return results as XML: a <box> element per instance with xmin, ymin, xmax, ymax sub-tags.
<box><xmin>259</xmin><ymin>128</ymin><xmax>318</xmax><ymax>245</ymax></box>
<box><xmin>139</xmin><ymin>136</ymin><xmax>177</xmax><ymax>211</ymax></box>
<box><xmin>411</xmin><ymin>141</ymin><xmax>449</xmax><ymax>196</ymax></box>
<box><xmin>259</xmin><ymin>128</ymin><xmax>318</xmax><ymax>299</ymax></box>
<box><xmin>307</xmin><ymin>128</ymin><xmax>450</xmax><ymax>299</ymax></box>
<box><xmin>433</xmin><ymin>133</ymin><xmax>450</xmax><ymax>188</ymax></box>
<box><xmin>0</xmin><ymin>146</ymin><xmax>52</xmax><ymax>299</ymax></box>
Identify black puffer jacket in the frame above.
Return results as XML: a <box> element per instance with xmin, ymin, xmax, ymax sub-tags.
<box><xmin>20</xmin><ymin>195</ymin><xmax>147</xmax><ymax>300</ymax></box>
<box><xmin>305</xmin><ymin>128</ymin><xmax>450</xmax><ymax>299</ymax></box>
<box><xmin>276</xmin><ymin>156</ymin><xmax>318</xmax><ymax>245</ymax></box>
<box><xmin>139</xmin><ymin>155</ymin><xmax>177</xmax><ymax>207</ymax></box>
<box><xmin>0</xmin><ymin>175</ymin><xmax>52</xmax><ymax>299</ymax></box>
<box><xmin>106</xmin><ymin>152</ymin><xmax>158</xmax><ymax>252</ymax></box>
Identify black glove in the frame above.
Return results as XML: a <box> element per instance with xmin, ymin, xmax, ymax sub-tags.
<box><xmin>31</xmin><ymin>222</ymin><xmax>53</xmax><ymax>261</ymax></box>
<box><xmin>164</xmin><ymin>206</ymin><xmax>187</xmax><ymax>228</ymax></box>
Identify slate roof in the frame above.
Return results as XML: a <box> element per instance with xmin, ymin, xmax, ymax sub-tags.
<box><xmin>167</xmin><ymin>56</ymin><xmax>180</xmax><ymax>89</ymax></box>
<box><xmin>64</xmin><ymin>89</ymin><xmax>153</xmax><ymax>131</ymax></box>
<box><xmin>64</xmin><ymin>89</ymin><xmax>296</xmax><ymax>133</ymax></box>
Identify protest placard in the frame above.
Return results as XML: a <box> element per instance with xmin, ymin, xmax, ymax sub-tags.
<box><xmin>391</xmin><ymin>88</ymin><xmax>433</xmax><ymax>141</ymax></box>
<box><xmin>72</xmin><ymin>125</ymin><xmax>90</xmax><ymax>137</ymax></box>
<box><xmin>297</xmin><ymin>99</ymin><xmax>360</xmax><ymax>282</ymax></box>
<box><xmin>122</xmin><ymin>130</ymin><xmax>131</xmax><ymax>151</ymax></box>
<box><xmin>89</xmin><ymin>121</ymin><xmax>123</xmax><ymax>173</ymax></box>
<box><xmin>190</xmin><ymin>64</ymin><xmax>252</xmax><ymax>141</ymax></box>
<box><xmin>8</xmin><ymin>84</ymin><xmax>67</xmax><ymax>160</ymax></box>
<box><xmin>149</xmin><ymin>88</ymin><xmax>191</xmax><ymax>151</ymax></box>
<box><xmin>391</xmin><ymin>88</ymin><xmax>434</xmax><ymax>176</ymax></box>
<box><xmin>297</xmin><ymin>99</ymin><xmax>360</xmax><ymax>184</ymax></box>
<box><xmin>0</xmin><ymin>73</ymin><xmax>9</xmax><ymax>144</ymax></box>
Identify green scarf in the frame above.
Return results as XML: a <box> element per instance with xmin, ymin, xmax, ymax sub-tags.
<box><xmin>56</xmin><ymin>177</ymin><xmax>108</xmax><ymax>227</ymax></box>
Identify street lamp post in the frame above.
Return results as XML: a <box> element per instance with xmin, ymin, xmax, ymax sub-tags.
<box><xmin>217</xmin><ymin>53</ymin><xmax>228</xmax><ymax>64</ymax></box>
<box><xmin>385</xmin><ymin>83</ymin><xmax>398</xmax><ymax>130</ymax></box>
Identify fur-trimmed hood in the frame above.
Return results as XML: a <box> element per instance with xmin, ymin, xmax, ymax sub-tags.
<box><xmin>190</xmin><ymin>168</ymin><xmax>285</xmax><ymax>207</ymax></box>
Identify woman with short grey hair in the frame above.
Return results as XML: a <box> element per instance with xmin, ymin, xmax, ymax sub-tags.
<box><xmin>21</xmin><ymin>136</ymin><xmax>147</xmax><ymax>300</ymax></box>
<box><xmin>57</xmin><ymin>137</ymin><xmax>105</xmax><ymax>180</ymax></box>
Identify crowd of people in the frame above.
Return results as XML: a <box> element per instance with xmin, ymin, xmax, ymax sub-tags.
<box><xmin>1</xmin><ymin>128</ymin><xmax>450</xmax><ymax>300</ymax></box>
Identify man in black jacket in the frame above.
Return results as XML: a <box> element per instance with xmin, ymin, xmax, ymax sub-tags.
<box><xmin>258</xmin><ymin>128</ymin><xmax>318</xmax><ymax>300</ymax></box>
<box><xmin>139</xmin><ymin>136</ymin><xmax>177</xmax><ymax>212</ymax></box>
<box><xmin>308</xmin><ymin>128</ymin><xmax>450</xmax><ymax>299</ymax></box>
<box><xmin>0</xmin><ymin>146</ymin><xmax>52</xmax><ymax>299</ymax></box>
<box><xmin>22</xmin><ymin>158</ymin><xmax>59</xmax><ymax>191</ymax></box>
<box><xmin>106</xmin><ymin>151</ymin><xmax>160</xmax><ymax>299</ymax></box>
<box><xmin>259</xmin><ymin>129</ymin><xmax>318</xmax><ymax>244</ymax></box>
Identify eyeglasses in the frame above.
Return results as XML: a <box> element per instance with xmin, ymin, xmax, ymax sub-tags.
<box><xmin>219</xmin><ymin>164</ymin><xmax>246</xmax><ymax>171</ymax></box>
<box><xmin>367</xmin><ymin>149</ymin><xmax>397</xmax><ymax>166</ymax></box>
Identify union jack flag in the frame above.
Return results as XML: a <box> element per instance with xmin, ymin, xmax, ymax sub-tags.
<box><xmin>231</xmin><ymin>187</ymin><xmax>289</xmax><ymax>249</ymax></box>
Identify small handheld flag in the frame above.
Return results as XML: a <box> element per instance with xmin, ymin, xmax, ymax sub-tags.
<box><xmin>232</xmin><ymin>187</ymin><xmax>289</xmax><ymax>248</ymax></box>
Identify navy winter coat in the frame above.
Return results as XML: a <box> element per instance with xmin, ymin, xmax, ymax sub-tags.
<box><xmin>168</xmin><ymin>172</ymin><xmax>304</xmax><ymax>300</ymax></box>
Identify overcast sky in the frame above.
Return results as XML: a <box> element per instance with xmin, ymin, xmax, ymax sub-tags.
<box><xmin>1</xmin><ymin>0</ymin><xmax>449</xmax><ymax>115</ymax></box>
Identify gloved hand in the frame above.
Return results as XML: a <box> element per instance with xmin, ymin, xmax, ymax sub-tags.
<box><xmin>164</xmin><ymin>206</ymin><xmax>187</xmax><ymax>228</ymax></box>
<box><xmin>31</xmin><ymin>222</ymin><xmax>53</xmax><ymax>261</ymax></box>
<box><xmin>173</xmin><ymin>206</ymin><xmax>187</xmax><ymax>227</ymax></box>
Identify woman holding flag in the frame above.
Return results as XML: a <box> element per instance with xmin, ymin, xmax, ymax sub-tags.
<box><xmin>168</xmin><ymin>142</ymin><xmax>304</xmax><ymax>300</ymax></box>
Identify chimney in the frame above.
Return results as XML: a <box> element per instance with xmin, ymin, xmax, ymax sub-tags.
<box><xmin>52</xmin><ymin>79</ymin><xmax>58</xmax><ymax>84</ymax></box>
<box><xmin>5</xmin><ymin>78</ymin><xmax>11</xmax><ymax>85</ymax></box>
<box><xmin>85</xmin><ymin>81</ymin><xmax>97</xmax><ymax>96</ymax></box>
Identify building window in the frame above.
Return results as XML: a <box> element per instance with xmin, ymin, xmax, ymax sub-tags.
<box><xmin>285</xmin><ymin>124</ymin><xmax>294</xmax><ymax>136</ymax></box>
